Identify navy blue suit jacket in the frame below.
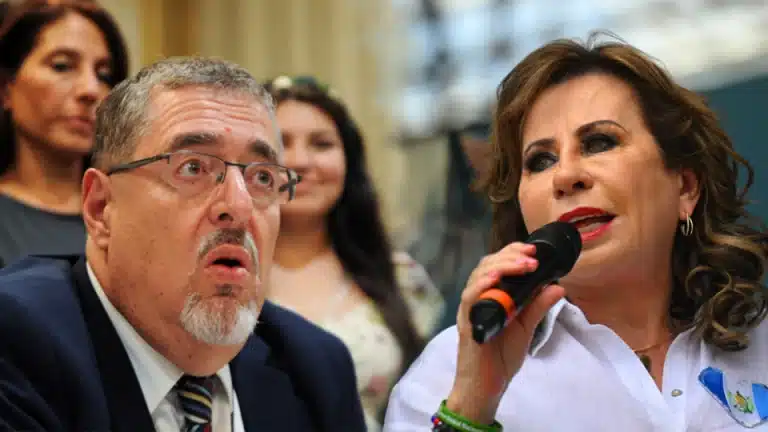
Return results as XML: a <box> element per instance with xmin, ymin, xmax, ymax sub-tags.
<box><xmin>0</xmin><ymin>256</ymin><xmax>366</xmax><ymax>431</ymax></box>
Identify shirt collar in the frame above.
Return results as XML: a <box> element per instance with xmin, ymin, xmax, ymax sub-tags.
<box><xmin>529</xmin><ymin>298</ymin><xmax>579</xmax><ymax>356</ymax></box>
<box><xmin>86</xmin><ymin>262</ymin><xmax>235</xmax><ymax>414</ymax></box>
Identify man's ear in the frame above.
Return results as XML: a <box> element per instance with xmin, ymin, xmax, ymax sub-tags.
<box><xmin>82</xmin><ymin>168</ymin><xmax>113</xmax><ymax>249</ymax></box>
<box><xmin>678</xmin><ymin>168</ymin><xmax>701</xmax><ymax>219</ymax></box>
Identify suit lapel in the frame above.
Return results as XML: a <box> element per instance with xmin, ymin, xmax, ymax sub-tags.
<box><xmin>231</xmin><ymin>303</ymin><xmax>316</xmax><ymax>431</ymax></box>
<box><xmin>71</xmin><ymin>258</ymin><xmax>156</xmax><ymax>432</ymax></box>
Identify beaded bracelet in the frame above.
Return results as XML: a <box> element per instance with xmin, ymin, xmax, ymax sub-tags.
<box><xmin>430</xmin><ymin>400</ymin><xmax>503</xmax><ymax>432</ymax></box>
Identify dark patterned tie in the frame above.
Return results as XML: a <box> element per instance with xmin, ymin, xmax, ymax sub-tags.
<box><xmin>176</xmin><ymin>374</ymin><xmax>215</xmax><ymax>432</ymax></box>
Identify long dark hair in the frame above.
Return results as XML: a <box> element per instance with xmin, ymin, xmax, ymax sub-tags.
<box><xmin>264</xmin><ymin>76</ymin><xmax>425</xmax><ymax>368</ymax></box>
<box><xmin>0</xmin><ymin>0</ymin><xmax>129</xmax><ymax>176</ymax></box>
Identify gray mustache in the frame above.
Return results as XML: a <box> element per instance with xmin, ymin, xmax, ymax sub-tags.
<box><xmin>198</xmin><ymin>228</ymin><xmax>259</xmax><ymax>272</ymax></box>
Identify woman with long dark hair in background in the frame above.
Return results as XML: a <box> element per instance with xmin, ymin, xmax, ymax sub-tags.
<box><xmin>0</xmin><ymin>0</ymin><xmax>129</xmax><ymax>267</ymax></box>
<box><xmin>263</xmin><ymin>76</ymin><xmax>444</xmax><ymax>432</ymax></box>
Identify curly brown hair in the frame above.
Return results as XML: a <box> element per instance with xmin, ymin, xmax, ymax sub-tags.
<box><xmin>480</xmin><ymin>31</ymin><xmax>768</xmax><ymax>351</ymax></box>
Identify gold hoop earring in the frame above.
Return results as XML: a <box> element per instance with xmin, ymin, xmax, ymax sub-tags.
<box><xmin>680</xmin><ymin>213</ymin><xmax>693</xmax><ymax>236</ymax></box>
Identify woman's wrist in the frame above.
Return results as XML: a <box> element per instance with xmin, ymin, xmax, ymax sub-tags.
<box><xmin>434</xmin><ymin>399</ymin><xmax>503</xmax><ymax>432</ymax></box>
<box><xmin>445</xmin><ymin>389</ymin><xmax>500</xmax><ymax>426</ymax></box>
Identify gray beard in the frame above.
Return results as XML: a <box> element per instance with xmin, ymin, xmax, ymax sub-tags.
<box><xmin>179</xmin><ymin>292</ymin><xmax>259</xmax><ymax>345</ymax></box>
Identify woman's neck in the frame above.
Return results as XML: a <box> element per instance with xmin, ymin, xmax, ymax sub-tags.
<box><xmin>0</xmin><ymin>138</ymin><xmax>84</xmax><ymax>214</ymax></box>
<box><xmin>566</xmin><ymin>271</ymin><xmax>674</xmax><ymax>351</ymax></box>
<box><xmin>274</xmin><ymin>218</ymin><xmax>334</xmax><ymax>269</ymax></box>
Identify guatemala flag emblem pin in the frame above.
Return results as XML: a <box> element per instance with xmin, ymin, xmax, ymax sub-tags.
<box><xmin>699</xmin><ymin>366</ymin><xmax>768</xmax><ymax>428</ymax></box>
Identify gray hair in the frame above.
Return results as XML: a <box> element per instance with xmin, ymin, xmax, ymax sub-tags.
<box><xmin>92</xmin><ymin>56</ymin><xmax>278</xmax><ymax>168</ymax></box>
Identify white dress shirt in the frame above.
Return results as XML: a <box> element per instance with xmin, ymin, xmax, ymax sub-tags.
<box><xmin>87</xmin><ymin>263</ymin><xmax>246</xmax><ymax>432</ymax></box>
<box><xmin>384</xmin><ymin>299</ymin><xmax>768</xmax><ymax>431</ymax></box>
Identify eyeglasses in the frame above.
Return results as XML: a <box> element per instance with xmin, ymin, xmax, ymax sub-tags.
<box><xmin>106</xmin><ymin>150</ymin><xmax>301</xmax><ymax>208</ymax></box>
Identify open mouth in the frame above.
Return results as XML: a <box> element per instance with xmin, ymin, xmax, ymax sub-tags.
<box><xmin>204</xmin><ymin>244</ymin><xmax>254</xmax><ymax>274</ymax></box>
<box><xmin>212</xmin><ymin>257</ymin><xmax>244</xmax><ymax>268</ymax></box>
<box><xmin>570</xmin><ymin>214</ymin><xmax>616</xmax><ymax>233</ymax></box>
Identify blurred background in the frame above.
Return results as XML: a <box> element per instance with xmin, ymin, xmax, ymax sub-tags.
<box><xmin>95</xmin><ymin>2</ymin><xmax>768</xmax><ymax>324</ymax></box>
<box><xmin>99</xmin><ymin>0</ymin><xmax>768</xmax><ymax>245</ymax></box>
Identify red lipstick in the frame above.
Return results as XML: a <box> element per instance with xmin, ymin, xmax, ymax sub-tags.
<box><xmin>558</xmin><ymin>207</ymin><xmax>615</xmax><ymax>243</ymax></box>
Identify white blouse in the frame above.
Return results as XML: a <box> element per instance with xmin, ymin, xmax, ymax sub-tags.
<box><xmin>384</xmin><ymin>299</ymin><xmax>768</xmax><ymax>432</ymax></box>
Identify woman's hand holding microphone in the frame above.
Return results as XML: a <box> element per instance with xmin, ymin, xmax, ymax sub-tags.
<box><xmin>445</xmin><ymin>242</ymin><xmax>566</xmax><ymax>424</ymax></box>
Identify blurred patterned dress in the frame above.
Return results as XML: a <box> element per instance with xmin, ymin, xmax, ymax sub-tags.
<box><xmin>273</xmin><ymin>251</ymin><xmax>444</xmax><ymax>431</ymax></box>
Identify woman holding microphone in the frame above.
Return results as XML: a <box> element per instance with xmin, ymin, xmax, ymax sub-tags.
<box><xmin>384</xmin><ymin>32</ymin><xmax>768</xmax><ymax>432</ymax></box>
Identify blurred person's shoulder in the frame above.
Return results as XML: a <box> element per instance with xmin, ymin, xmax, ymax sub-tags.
<box><xmin>0</xmin><ymin>255</ymin><xmax>78</xmax><ymax>299</ymax></box>
<box><xmin>392</xmin><ymin>251</ymin><xmax>445</xmax><ymax>337</ymax></box>
<box><xmin>0</xmin><ymin>256</ymin><xmax>92</xmax><ymax>389</ymax></box>
<box><xmin>0</xmin><ymin>194</ymin><xmax>86</xmax><ymax>266</ymax></box>
<box><xmin>0</xmin><ymin>255</ymin><xmax>83</xmax><ymax>332</ymax></box>
<box><xmin>0</xmin><ymin>255</ymin><xmax>96</xmax><ymax>432</ymax></box>
<box><xmin>257</xmin><ymin>300</ymin><xmax>357</xmax><ymax>362</ymax></box>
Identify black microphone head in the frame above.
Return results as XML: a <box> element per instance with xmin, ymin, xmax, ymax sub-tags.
<box><xmin>527</xmin><ymin>221</ymin><xmax>582</xmax><ymax>278</ymax></box>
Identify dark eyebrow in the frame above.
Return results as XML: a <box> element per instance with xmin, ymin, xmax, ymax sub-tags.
<box><xmin>45</xmin><ymin>48</ymin><xmax>80</xmax><ymax>60</ymax></box>
<box><xmin>309</xmin><ymin>130</ymin><xmax>338</xmax><ymax>140</ymax></box>
<box><xmin>576</xmin><ymin>119</ymin><xmax>627</xmax><ymax>137</ymax></box>
<box><xmin>167</xmin><ymin>131</ymin><xmax>279</xmax><ymax>163</ymax></box>
<box><xmin>522</xmin><ymin>137</ymin><xmax>555</xmax><ymax>159</ymax></box>
<box><xmin>522</xmin><ymin>119</ymin><xmax>627</xmax><ymax>158</ymax></box>
<box><xmin>247</xmin><ymin>140</ymin><xmax>279</xmax><ymax>163</ymax></box>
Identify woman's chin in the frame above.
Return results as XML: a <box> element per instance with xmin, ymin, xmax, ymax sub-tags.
<box><xmin>566</xmin><ymin>245</ymin><xmax>623</xmax><ymax>283</ymax></box>
<box><xmin>49</xmin><ymin>136</ymin><xmax>94</xmax><ymax>158</ymax></box>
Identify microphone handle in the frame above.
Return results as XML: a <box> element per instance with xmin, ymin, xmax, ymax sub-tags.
<box><xmin>469</xmin><ymin>283</ymin><xmax>549</xmax><ymax>344</ymax></box>
<box><xmin>469</xmin><ymin>242</ymin><xmax>559</xmax><ymax>344</ymax></box>
<box><xmin>470</xmin><ymin>298</ymin><xmax>507</xmax><ymax>344</ymax></box>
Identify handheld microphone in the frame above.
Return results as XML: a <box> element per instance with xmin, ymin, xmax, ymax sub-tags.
<box><xmin>469</xmin><ymin>221</ymin><xmax>582</xmax><ymax>344</ymax></box>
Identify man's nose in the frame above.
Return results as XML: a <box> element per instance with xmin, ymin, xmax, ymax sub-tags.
<box><xmin>209</xmin><ymin>167</ymin><xmax>254</xmax><ymax>225</ymax></box>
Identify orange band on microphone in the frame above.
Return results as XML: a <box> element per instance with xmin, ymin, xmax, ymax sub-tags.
<box><xmin>478</xmin><ymin>288</ymin><xmax>516</xmax><ymax>316</ymax></box>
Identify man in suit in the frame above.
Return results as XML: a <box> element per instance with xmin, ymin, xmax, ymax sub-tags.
<box><xmin>0</xmin><ymin>57</ymin><xmax>366</xmax><ymax>431</ymax></box>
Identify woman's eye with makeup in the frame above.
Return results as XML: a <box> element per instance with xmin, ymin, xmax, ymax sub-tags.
<box><xmin>311</xmin><ymin>140</ymin><xmax>335</xmax><ymax>150</ymax></box>
<box><xmin>50</xmin><ymin>60</ymin><xmax>73</xmax><ymax>73</ymax></box>
<box><xmin>583</xmin><ymin>133</ymin><xmax>618</xmax><ymax>154</ymax></box>
<box><xmin>96</xmin><ymin>66</ymin><xmax>113</xmax><ymax>84</ymax></box>
<box><xmin>524</xmin><ymin>152</ymin><xmax>557</xmax><ymax>172</ymax></box>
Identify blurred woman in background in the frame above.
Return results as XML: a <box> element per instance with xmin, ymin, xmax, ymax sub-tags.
<box><xmin>0</xmin><ymin>0</ymin><xmax>129</xmax><ymax>267</ymax></box>
<box><xmin>263</xmin><ymin>75</ymin><xmax>444</xmax><ymax>432</ymax></box>
<box><xmin>408</xmin><ymin>125</ymin><xmax>493</xmax><ymax>332</ymax></box>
